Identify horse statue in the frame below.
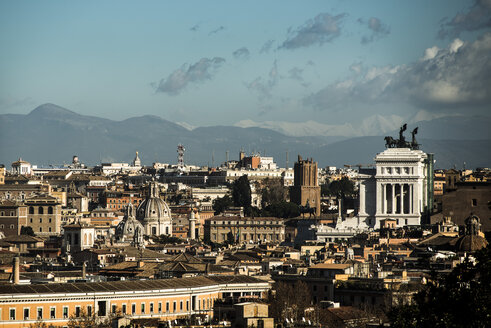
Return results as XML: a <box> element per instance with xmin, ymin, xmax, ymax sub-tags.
<box><xmin>384</xmin><ymin>136</ymin><xmax>397</xmax><ymax>148</ymax></box>
<box><xmin>299</xmin><ymin>201</ymin><xmax>316</xmax><ymax>218</ymax></box>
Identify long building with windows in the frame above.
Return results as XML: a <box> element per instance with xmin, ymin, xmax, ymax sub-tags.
<box><xmin>0</xmin><ymin>275</ymin><xmax>270</xmax><ymax>327</ymax></box>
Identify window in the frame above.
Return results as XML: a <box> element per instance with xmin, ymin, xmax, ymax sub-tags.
<box><xmin>141</xmin><ymin>303</ymin><xmax>145</xmax><ymax>314</ymax></box>
<box><xmin>29</xmin><ymin>207</ymin><xmax>34</xmax><ymax>214</ymax></box>
<box><xmin>49</xmin><ymin>218</ymin><xmax>52</xmax><ymax>223</ymax></box>
<box><xmin>150</xmin><ymin>303</ymin><xmax>154</xmax><ymax>313</ymax></box>
<box><xmin>75</xmin><ymin>306</ymin><xmax>81</xmax><ymax>317</ymax></box>
<box><xmin>180</xmin><ymin>301</ymin><xmax>183</xmax><ymax>311</ymax></box>
<box><xmin>131</xmin><ymin>304</ymin><xmax>136</xmax><ymax>315</ymax></box>
<box><xmin>158</xmin><ymin>302</ymin><xmax>162</xmax><ymax>313</ymax></box>
<box><xmin>122</xmin><ymin>304</ymin><xmax>127</xmax><ymax>315</ymax></box>
<box><xmin>30</xmin><ymin>218</ymin><xmax>33</xmax><ymax>223</ymax></box>
<box><xmin>166</xmin><ymin>302</ymin><xmax>169</xmax><ymax>313</ymax></box>
<box><xmin>37</xmin><ymin>307</ymin><xmax>43</xmax><ymax>319</ymax></box>
<box><xmin>50</xmin><ymin>307</ymin><xmax>56</xmax><ymax>319</ymax></box>
<box><xmin>24</xmin><ymin>308</ymin><xmax>29</xmax><ymax>320</ymax></box>
<box><xmin>48</xmin><ymin>207</ymin><xmax>53</xmax><ymax>214</ymax></box>
<box><xmin>472</xmin><ymin>199</ymin><xmax>477</xmax><ymax>206</ymax></box>
<box><xmin>112</xmin><ymin>304</ymin><xmax>117</xmax><ymax>314</ymax></box>
<box><xmin>173</xmin><ymin>301</ymin><xmax>177</xmax><ymax>312</ymax></box>
<box><xmin>63</xmin><ymin>307</ymin><xmax>68</xmax><ymax>319</ymax></box>
<box><xmin>39</xmin><ymin>218</ymin><xmax>42</xmax><ymax>223</ymax></box>
<box><xmin>10</xmin><ymin>308</ymin><xmax>15</xmax><ymax>320</ymax></box>
<box><xmin>186</xmin><ymin>301</ymin><xmax>189</xmax><ymax>311</ymax></box>
<box><xmin>39</xmin><ymin>207</ymin><xmax>44</xmax><ymax>214</ymax></box>
<box><xmin>9</xmin><ymin>224</ymin><xmax>14</xmax><ymax>229</ymax></box>
<box><xmin>87</xmin><ymin>305</ymin><xmax>92</xmax><ymax>317</ymax></box>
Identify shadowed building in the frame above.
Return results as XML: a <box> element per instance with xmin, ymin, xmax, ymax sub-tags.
<box><xmin>290</xmin><ymin>156</ymin><xmax>321</xmax><ymax>216</ymax></box>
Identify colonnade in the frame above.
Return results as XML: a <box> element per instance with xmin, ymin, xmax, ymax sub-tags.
<box><xmin>381</xmin><ymin>183</ymin><xmax>417</xmax><ymax>215</ymax></box>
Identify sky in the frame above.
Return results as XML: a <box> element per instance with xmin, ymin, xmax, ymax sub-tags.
<box><xmin>1</xmin><ymin>0</ymin><xmax>490</xmax><ymax>133</ymax></box>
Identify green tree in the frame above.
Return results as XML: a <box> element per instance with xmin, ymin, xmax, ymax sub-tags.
<box><xmin>212</xmin><ymin>195</ymin><xmax>233</xmax><ymax>215</ymax></box>
<box><xmin>389</xmin><ymin>245</ymin><xmax>491</xmax><ymax>328</ymax></box>
<box><xmin>262</xmin><ymin>201</ymin><xmax>300</xmax><ymax>218</ymax></box>
<box><xmin>21</xmin><ymin>226</ymin><xmax>35</xmax><ymax>236</ymax></box>
<box><xmin>321</xmin><ymin>177</ymin><xmax>355</xmax><ymax>198</ymax></box>
<box><xmin>232</xmin><ymin>175</ymin><xmax>252</xmax><ymax>213</ymax></box>
<box><xmin>260</xmin><ymin>178</ymin><xmax>288</xmax><ymax>208</ymax></box>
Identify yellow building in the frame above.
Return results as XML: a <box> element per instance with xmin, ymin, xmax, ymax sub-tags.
<box><xmin>0</xmin><ymin>275</ymin><xmax>270</xmax><ymax>327</ymax></box>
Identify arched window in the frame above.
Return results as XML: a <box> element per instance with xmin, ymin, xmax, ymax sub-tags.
<box><xmin>48</xmin><ymin>207</ymin><xmax>53</xmax><ymax>214</ymax></box>
<box><xmin>29</xmin><ymin>207</ymin><xmax>34</xmax><ymax>214</ymax></box>
<box><xmin>84</xmin><ymin>233</ymin><xmax>87</xmax><ymax>245</ymax></box>
<box><xmin>38</xmin><ymin>207</ymin><xmax>44</xmax><ymax>214</ymax></box>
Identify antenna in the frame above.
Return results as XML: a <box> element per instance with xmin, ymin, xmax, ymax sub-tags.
<box><xmin>226</xmin><ymin>150</ymin><xmax>229</xmax><ymax>163</ymax></box>
<box><xmin>212</xmin><ymin>150</ymin><xmax>215</xmax><ymax>168</ymax></box>
<box><xmin>286</xmin><ymin>150</ymin><xmax>289</xmax><ymax>169</ymax></box>
<box><xmin>177</xmin><ymin>144</ymin><xmax>185</xmax><ymax>174</ymax></box>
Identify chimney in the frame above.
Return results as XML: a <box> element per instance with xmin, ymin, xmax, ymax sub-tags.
<box><xmin>13</xmin><ymin>257</ymin><xmax>20</xmax><ymax>284</ymax></box>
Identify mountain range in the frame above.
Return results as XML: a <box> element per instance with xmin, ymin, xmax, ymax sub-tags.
<box><xmin>1</xmin><ymin>103</ymin><xmax>490</xmax><ymax>169</ymax></box>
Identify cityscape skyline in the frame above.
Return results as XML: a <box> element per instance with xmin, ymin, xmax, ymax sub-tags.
<box><xmin>1</xmin><ymin>0</ymin><xmax>490</xmax><ymax>131</ymax></box>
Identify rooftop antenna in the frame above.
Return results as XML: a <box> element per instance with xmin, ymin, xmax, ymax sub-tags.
<box><xmin>177</xmin><ymin>144</ymin><xmax>185</xmax><ymax>174</ymax></box>
<box><xmin>286</xmin><ymin>150</ymin><xmax>289</xmax><ymax>169</ymax></box>
<box><xmin>226</xmin><ymin>150</ymin><xmax>229</xmax><ymax>163</ymax></box>
<box><xmin>212</xmin><ymin>150</ymin><xmax>215</xmax><ymax>168</ymax></box>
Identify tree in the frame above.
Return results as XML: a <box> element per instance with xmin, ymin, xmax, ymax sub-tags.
<box><xmin>260</xmin><ymin>178</ymin><xmax>288</xmax><ymax>208</ymax></box>
<box><xmin>268</xmin><ymin>281</ymin><xmax>312</xmax><ymax>323</ymax></box>
<box><xmin>262</xmin><ymin>201</ymin><xmax>300</xmax><ymax>218</ymax></box>
<box><xmin>321</xmin><ymin>177</ymin><xmax>355</xmax><ymax>198</ymax></box>
<box><xmin>232</xmin><ymin>175</ymin><xmax>252</xmax><ymax>213</ymax></box>
<box><xmin>20</xmin><ymin>226</ymin><xmax>35</xmax><ymax>236</ymax></box>
<box><xmin>389</xmin><ymin>245</ymin><xmax>491</xmax><ymax>328</ymax></box>
<box><xmin>212</xmin><ymin>195</ymin><xmax>233</xmax><ymax>215</ymax></box>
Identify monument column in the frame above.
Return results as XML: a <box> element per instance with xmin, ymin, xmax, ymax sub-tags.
<box><xmin>359</xmin><ymin>181</ymin><xmax>366</xmax><ymax>215</ymax></box>
<box><xmin>391</xmin><ymin>183</ymin><xmax>395</xmax><ymax>214</ymax></box>
<box><xmin>401</xmin><ymin>183</ymin><xmax>405</xmax><ymax>214</ymax></box>
<box><xmin>382</xmin><ymin>184</ymin><xmax>387</xmax><ymax>214</ymax></box>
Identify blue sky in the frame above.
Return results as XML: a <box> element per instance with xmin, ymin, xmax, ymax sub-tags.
<box><xmin>1</xmin><ymin>0</ymin><xmax>490</xmax><ymax>133</ymax></box>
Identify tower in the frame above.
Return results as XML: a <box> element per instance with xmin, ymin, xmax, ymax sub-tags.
<box><xmin>188</xmin><ymin>209</ymin><xmax>197</xmax><ymax>240</ymax></box>
<box><xmin>133</xmin><ymin>151</ymin><xmax>141</xmax><ymax>167</ymax></box>
<box><xmin>290</xmin><ymin>155</ymin><xmax>321</xmax><ymax>216</ymax></box>
<box><xmin>177</xmin><ymin>144</ymin><xmax>185</xmax><ymax>173</ymax></box>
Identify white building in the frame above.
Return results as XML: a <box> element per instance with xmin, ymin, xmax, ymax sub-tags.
<box><xmin>357</xmin><ymin>147</ymin><xmax>432</xmax><ymax>229</ymax></box>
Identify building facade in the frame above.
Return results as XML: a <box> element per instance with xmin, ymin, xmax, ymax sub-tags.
<box><xmin>205</xmin><ymin>216</ymin><xmax>285</xmax><ymax>244</ymax></box>
<box><xmin>25</xmin><ymin>194</ymin><xmax>62</xmax><ymax>235</ymax></box>
<box><xmin>0</xmin><ymin>275</ymin><xmax>270</xmax><ymax>327</ymax></box>
<box><xmin>357</xmin><ymin>147</ymin><xmax>432</xmax><ymax>228</ymax></box>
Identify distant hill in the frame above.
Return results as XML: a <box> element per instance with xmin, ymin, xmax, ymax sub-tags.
<box><xmin>0</xmin><ymin>103</ymin><xmax>489</xmax><ymax>169</ymax></box>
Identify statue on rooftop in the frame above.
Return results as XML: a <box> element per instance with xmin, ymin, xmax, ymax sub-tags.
<box><xmin>385</xmin><ymin>124</ymin><xmax>419</xmax><ymax>150</ymax></box>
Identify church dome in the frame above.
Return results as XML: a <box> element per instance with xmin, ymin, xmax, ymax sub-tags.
<box><xmin>116</xmin><ymin>203</ymin><xmax>144</xmax><ymax>244</ymax></box>
<box><xmin>136</xmin><ymin>182</ymin><xmax>171</xmax><ymax>223</ymax></box>
<box><xmin>136</xmin><ymin>181</ymin><xmax>172</xmax><ymax>236</ymax></box>
<box><xmin>455</xmin><ymin>214</ymin><xmax>488</xmax><ymax>252</ymax></box>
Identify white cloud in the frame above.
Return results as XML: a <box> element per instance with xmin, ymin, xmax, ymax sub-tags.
<box><xmin>304</xmin><ymin>33</ymin><xmax>491</xmax><ymax>114</ymax></box>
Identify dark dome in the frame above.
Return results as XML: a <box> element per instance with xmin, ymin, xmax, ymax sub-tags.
<box><xmin>455</xmin><ymin>214</ymin><xmax>488</xmax><ymax>252</ymax></box>
<box><xmin>455</xmin><ymin>234</ymin><xmax>488</xmax><ymax>252</ymax></box>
